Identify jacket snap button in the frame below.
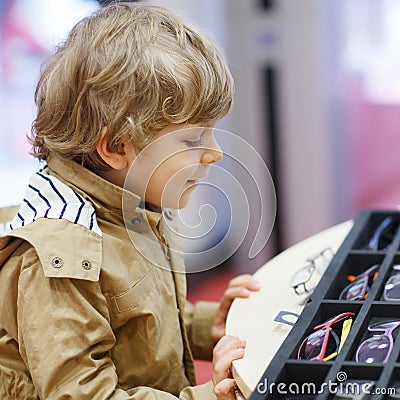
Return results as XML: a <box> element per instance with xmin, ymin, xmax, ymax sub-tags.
<box><xmin>51</xmin><ymin>257</ymin><xmax>64</xmax><ymax>268</ymax></box>
<box><xmin>82</xmin><ymin>260</ymin><xmax>92</xmax><ymax>270</ymax></box>
<box><xmin>164</xmin><ymin>209</ymin><xmax>175</xmax><ymax>220</ymax></box>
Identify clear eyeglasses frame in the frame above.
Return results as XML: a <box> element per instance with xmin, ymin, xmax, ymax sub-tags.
<box><xmin>290</xmin><ymin>247</ymin><xmax>334</xmax><ymax>295</ymax></box>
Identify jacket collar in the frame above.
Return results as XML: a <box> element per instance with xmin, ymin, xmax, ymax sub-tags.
<box><xmin>47</xmin><ymin>155</ymin><xmax>142</xmax><ymax>212</ymax></box>
<box><xmin>47</xmin><ymin>156</ymin><xmax>164</xmax><ymax>229</ymax></box>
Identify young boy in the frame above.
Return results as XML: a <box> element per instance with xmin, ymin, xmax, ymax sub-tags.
<box><xmin>0</xmin><ymin>2</ymin><xmax>260</xmax><ymax>400</ymax></box>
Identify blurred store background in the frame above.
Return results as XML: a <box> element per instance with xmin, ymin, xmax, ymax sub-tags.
<box><xmin>2</xmin><ymin>0</ymin><xmax>400</xmax><ymax>277</ymax></box>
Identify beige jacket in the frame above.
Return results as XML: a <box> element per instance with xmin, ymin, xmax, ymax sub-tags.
<box><xmin>0</xmin><ymin>157</ymin><xmax>219</xmax><ymax>399</ymax></box>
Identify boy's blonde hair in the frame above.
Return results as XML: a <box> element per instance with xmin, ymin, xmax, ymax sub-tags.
<box><xmin>30</xmin><ymin>2</ymin><xmax>234</xmax><ymax>170</ymax></box>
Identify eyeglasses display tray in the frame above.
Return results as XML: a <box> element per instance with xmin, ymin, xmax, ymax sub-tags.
<box><xmin>250</xmin><ymin>209</ymin><xmax>400</xmax><ymax>400</ymax></box>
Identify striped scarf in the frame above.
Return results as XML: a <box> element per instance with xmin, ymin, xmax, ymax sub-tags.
<box><xmin>4</xmin><ymin>164</ymin><xmax>102</xmax><ymax>236</ymax></box>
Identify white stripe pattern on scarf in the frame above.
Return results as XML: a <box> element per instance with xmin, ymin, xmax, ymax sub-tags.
<box><xmin>7</xmin><ymin>164</ymin><xmax>102</xmax><ymax>236</ymax></box>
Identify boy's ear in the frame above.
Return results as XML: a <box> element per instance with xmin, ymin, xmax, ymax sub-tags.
<box><xmin>96</xmin><ymin>127</ymin><xmax>133</xmax><ymax>170</ymax></box>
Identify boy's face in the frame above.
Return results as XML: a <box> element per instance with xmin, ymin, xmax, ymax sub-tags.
<box><xmin>124</xmin><ymin>121</ymin><xmax>222</xmax><ymax>209</ymax></box>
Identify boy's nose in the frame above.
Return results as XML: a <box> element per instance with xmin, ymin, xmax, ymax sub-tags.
<box><xmin>201</xmin><ymin>138</ymin><xmax>223</xmax><ymax>164</ymax></box>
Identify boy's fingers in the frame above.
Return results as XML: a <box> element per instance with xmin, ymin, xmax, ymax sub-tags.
<box><xmin>213</xmin><ymin>346</ymin><xmax>245</xmax><ymax>384</ymax></box>
<box><xmin>221</xmin><ymin>287</ymin><xmax>253</xmax><ymax>303</ymax></box>
<box><xmin>228</xmin><ymin>274</ymin><xmax>260</xmax><ymax>290</ymax></box>
<box><xmin>214</xmin><ymin>378</ymin><xmax>237</xmax><ymax>399</ymax></box>
<box><xmin>217</xmin><ymin>286</ymin><xmax>256</xmax><ymax>317</ymax></box>
<box><xmin>213</xmin><ymin>335</ymin><xmax>246</xmax><ymax>359</ymax></box>
<box><xmin>214</xmin><ymin>275</ymin><xmax>260</xmax><ymax>324</ymax></box>
<box><xmin>214</xmin><ymin>346</ymin><xmax>245</xmax><ymax>373</ymax></box>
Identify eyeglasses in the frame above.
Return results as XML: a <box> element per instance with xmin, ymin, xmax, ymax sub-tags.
<box><xmin>355</xmin><ymin>320</ymin><xmax>400</xmax><ymax>363</ymax></box>
<box><xmin>339</xmin><ymin>264</ymin><xmax>380</xmax><ymax>301</ymax></box>
<box><xmin>384</xmin><ymin>264</ymin><xmax>400</xmax><ymax>302</ymax></box>
<box><xmin>297</xmin><ymin>312</ymin><xmax>355</xmax><ymax>361</ymax></box>
<box><xmin>368</xmin><ymin>216</ymin><xmax>398</xmax><ymax>251</ymax></box>
<box><xmin>290</xmin><ymin>247</ymin><xmax>334</xmax><ymax>295</ymax></box>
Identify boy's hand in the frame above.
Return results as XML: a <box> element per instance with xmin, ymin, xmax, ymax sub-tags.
<box><xmin>212</xmin><ymin>335</ymin><xmax>246</xmax><ymax>400</ymax></box>
<box><xmin>211</xmin><ymin>274</ymin><xmax>260</xmax><ymax>343</ymax></box>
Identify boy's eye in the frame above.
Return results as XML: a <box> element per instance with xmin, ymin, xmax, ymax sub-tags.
<box><xmin>184</xmin><ymin>139</ymin><xmax>204</xmax><ymax>148</ymax></box>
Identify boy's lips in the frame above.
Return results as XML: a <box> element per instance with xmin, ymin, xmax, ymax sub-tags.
<box><xmin>188</xmin><ymin>173</ymin><xmax>207</xmax><ymax>183</ymax></box>
<box><xmin>184</xmin><ymin>173</ymin><xmax>207</xmax><ymax>188</ymax></box>
<box><xmin>187</xmin><ymin>175</ymin><xmax>207</xmax><ymax>184</ymax></box>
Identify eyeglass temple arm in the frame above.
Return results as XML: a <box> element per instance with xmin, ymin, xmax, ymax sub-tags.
<box><xmin>338</xmin><ymin>318</ymin><xmax>353</xmax><ymax>353</ymax></box>
<box><xmin>368</xmin><ymin>217</ymin><xmax>394</xmax><ymax>250</ymax></box>
<box><xmin>314</xmin><ymin>312</ymin><xmax>355</xmax><ymax>331</ymax></box>
<box><xmin>316</xmin><ymin>328</ymin><xmax>332</xmax><ymax>361</ymax></box>
<box><xmin>322</xmin><ymin>318</ymin><xmax>353</xmax><ymax>362</ymax></box>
